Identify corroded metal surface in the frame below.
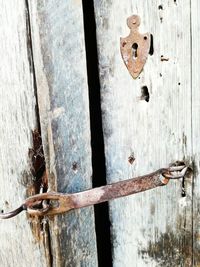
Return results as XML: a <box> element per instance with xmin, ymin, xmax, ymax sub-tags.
<box><xmin>72</xmin><ymin>170</ymin><xmax>166</xmax><ymax>209</ymax></box>
<box><xmin>120</xmin><ymin>15</ymin><xmax>150</xmax><ymax>79</ymax></box>
<box><xmin>0</xmin><ymin>165</ymin><xmax>187</xmax><ymax>219</ymax></box>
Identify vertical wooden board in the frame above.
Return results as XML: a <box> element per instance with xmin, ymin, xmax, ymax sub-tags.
<box><xmin>191</xmin><ymin>1</ymin><xmax>200</xmax><ymax>265</ymax></box>
<box><xmin>28</xmin><ymin>1</ymin><xmax>98</xmax><ymax>266</ymax></box>
<box><xmin>0</xmin><ymin>1</ymin><xmax>47</xmax><ymax>267</ymax></box>
<box><xmin>94</xmin><ymin>0</ymin><xmax>192</xmax><ymax>266</ymax></box>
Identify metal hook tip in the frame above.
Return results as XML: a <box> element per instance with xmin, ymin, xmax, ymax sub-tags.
<box><xmin>0</xmin><ymin>205</ymin><xmax>25</xmax><ymax>219</ymax></box>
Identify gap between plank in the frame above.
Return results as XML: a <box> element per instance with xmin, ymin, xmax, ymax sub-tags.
<box><xmin>82</xmin><ymin>1</ymin><xmax>113</xmax><ymax>266</ymax></box>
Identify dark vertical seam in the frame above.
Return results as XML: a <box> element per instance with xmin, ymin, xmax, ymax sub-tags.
<box><xmin>82</xmin><ymin>1</ymin><xmax>113</xmax><ymax>266</ymax></box>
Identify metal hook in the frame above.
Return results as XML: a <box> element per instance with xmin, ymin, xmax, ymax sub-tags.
<box><xmin>162</xmin><ymin>166</ymin><xmax>188</xmax><ymax>179</ymax></box>
<box><xmin>0</xmin><ymin>197</ymin><xmax>50</xmax><ymax>219</ymax></box>
<box><xmin>0</xmin><ymin>164</ymin><xmax>190</xmax><ymax>219</ymax></box>
<box><xmin>0</xmin><ymin>205</ymin><xmax>26</xmax><ymax>219</ymax></box>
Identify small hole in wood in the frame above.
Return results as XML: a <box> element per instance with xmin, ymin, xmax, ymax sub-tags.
<box><xmin>141</xmin><ymin>86</ymin><xmax>150</xmax><ymax>102</ymax></box>
<box><xmin>72</xmin><ymin>162</ymin><xmax>78</xmax><ymax>171</ymax></box>
<box><xmin>158</xmin><ymin>4</ymin><xmax>163</xmax><ymax>10</ymax></box>
<box><xmin>144</xmin><ymin>36</ymin><xmax>147</xmax><ymax>40</ymax></box>
<box><xmin>149</xmin><ymin>34</ymin><xmax>154</xmax><ymax>55</ymax></box>
<box><xmin>161</xmin><ymin>55</ymin><xmax>169</xmax><ymax>61</ymax></box>
<box><xmin>178</xmin><ymin>82</ymin><xmax>181</xmax><ymax>85</ymax></box>
<box><xmin>128</xmin><ymin>154</ymin><xmax>135</xmax><ymax>165</ymax></box>
<box><xmin>1</xmin><ymin>210</ymin><xmax>4</xmax><ymax>213</ymax></box>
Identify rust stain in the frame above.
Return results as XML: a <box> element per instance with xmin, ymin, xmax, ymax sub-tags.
<box><xmin>28</xmin><ymin>217</ymin><xmax>43</xmax><ymax>242</ymax></box>
<box><xmin>26</xmin><ymin>130</ymin><xmax>53</xmax><ymax>267</ymax></box>
<box><xmin>27</xmin><ymin>129</ymin><xmax>48</xmax><ymax>197</ymax></box>
<box><xmin>27</xmin><ymin>130</ymin><xmax>48</xmax><ymax>242</ymax></box>
<box><xmin>28</xmin><ymin>130</ymin><xmax>46</xmax><ymax>184</ymax></box>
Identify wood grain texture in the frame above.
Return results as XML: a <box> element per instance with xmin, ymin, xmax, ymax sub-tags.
<box><xmin>94</xmin><ymin>0</ymin><xmax>192</xmax><ymax>266</ymax></box>
<box><xmin>191</xmin><ymin>1</ymin><xmax>200</xmax><ymax>265</ymax></box>
<box><xmin>0</xmin><ymin>1</ymin><xmax>47</xmax><ymax>266</ymax></box>
<box><xmin>28</xmin><ymin>1</ymin><xmax>98</xmax><ymax>266</ymax></box>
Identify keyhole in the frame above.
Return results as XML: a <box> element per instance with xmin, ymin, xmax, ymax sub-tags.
<box><xmin>132</xmin><ymin>43</ymin><xmax>138</xmax><ymax>58</ymax></box>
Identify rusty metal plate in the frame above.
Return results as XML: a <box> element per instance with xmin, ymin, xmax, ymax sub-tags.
<box><xmin>120</xmin><ymin>15</ymin><xmax>150</xmax><ymax>79</ymax></box>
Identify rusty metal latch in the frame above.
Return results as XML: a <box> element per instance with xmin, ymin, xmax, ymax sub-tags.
<box><xmin>120</xmin><ymin>15</ymin><xmax>151</xmax><ymax>79</ymax></box>
<box><xmin>0</xmin><ymin>165</ymin><xmax>188</xmax><ymax>219</ymax></box>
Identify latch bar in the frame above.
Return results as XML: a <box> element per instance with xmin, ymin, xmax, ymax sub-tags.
<box><xmin>0</xmin><ymin>165</ymin><xmax>188</xmax><ymax>219</ymax></box>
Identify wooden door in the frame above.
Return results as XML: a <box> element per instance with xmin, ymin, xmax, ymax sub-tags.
<box><xmin>0</xmin><ymin>1</ymin><xmax>200</xmax><ymax>266</ymax></box>
<box><xmin>93</xmin><ymin>1</ymin><xmax>195</xmax><ymax>266</ymax></box>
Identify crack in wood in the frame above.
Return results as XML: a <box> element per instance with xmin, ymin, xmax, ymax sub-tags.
<box><xmin>24</xmin><ymin>1</ymin><xmax>53</xmax><ymax>266</ymax></box>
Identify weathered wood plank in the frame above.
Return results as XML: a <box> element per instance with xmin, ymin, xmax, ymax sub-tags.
<box><xmin>94</xmin><ymin>0</ymin><xmax>192</xmax><ymax>266</ymax></box>
<box><xmin>191</xmin><ymin>1</ymin><xmax>200</xmax><ymax>265</ymax></box>
<box><xmin>0</xmin><ymin>1</ymin><xmax>47</xmax><ymax>266</ymax></box>
<box><xmin>28</xmin><ymin>1</ymin><xmax>98</xmax><ymax>266</ymax></box>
